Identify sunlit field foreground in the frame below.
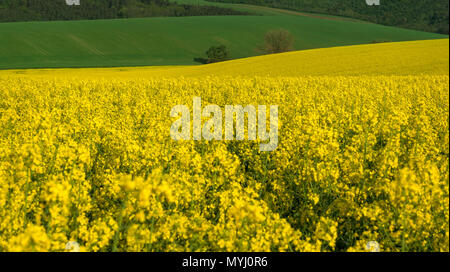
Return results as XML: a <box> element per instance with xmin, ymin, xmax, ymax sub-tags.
<box><xmin>0</xmin><ymin>40</ymin><xmax>448</xmax><ymax>252</ymax></box>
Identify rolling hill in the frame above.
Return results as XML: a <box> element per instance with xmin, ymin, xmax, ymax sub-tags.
<box><xmin>2</xmin><ymin>39</ymin><xmax>447</xmax><ymax>77</ymax></box>
<box><xmin>206</xmin><ymin>0</ymin><xmax>450</xmax><ymax>34</ymax></box>
<box><xmin>0</xmin><ymin>13</ymin><xmax>446</xmax><ymax>69</ymax></box>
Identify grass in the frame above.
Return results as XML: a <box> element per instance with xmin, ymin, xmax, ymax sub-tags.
<box><xmin>175</xmin><ymin>0</ymin><xmax>368</xmax><ymax>20</ymax></box>
<box><xmin>0</xmin><ymin>7</ymin><xmax>447</xmax><ymax>69</ymax></box>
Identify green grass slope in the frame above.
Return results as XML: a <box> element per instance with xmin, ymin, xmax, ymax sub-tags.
<box><xmin>0</xmin><ymin>14</ymin><xmax>446</xmax><ymax>69</ymax></box>
<box><xmin>175</xmin><ymin>0</ymin><xmax>365</xmax><ymax>19</ymax></box>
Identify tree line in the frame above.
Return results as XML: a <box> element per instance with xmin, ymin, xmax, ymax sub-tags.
<box><xmin>207</xmin><ymin>0</ymin><xmax>449</xmax><ymax>34</ymax></box>
<box><xmin>0</xmin><ymin>0</ymin><xmax>249</xmax><ymax>22</ymax></box>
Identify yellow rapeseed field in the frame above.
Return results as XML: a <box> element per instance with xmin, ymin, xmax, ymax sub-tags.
<box><xmin>1</xmin><ymin>39</ymin><xmax>448</xmax><ymax>79</ymax></box>
<box><xmin>0</xmin><ymin>40</ymin><xmax>448</xmax><ymax>252</ymax></box>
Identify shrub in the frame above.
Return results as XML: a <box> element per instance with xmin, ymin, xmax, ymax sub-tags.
<box><xmin>205</xmin><ymin>45</ymin><xmax>230</xmax><ymax>63</ymax></box>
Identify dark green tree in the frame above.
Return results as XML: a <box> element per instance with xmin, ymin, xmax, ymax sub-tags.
<box><xmin>206</xmin><ymin>45</ymin><xmax>230</xmax><ymax>63</ymax></box>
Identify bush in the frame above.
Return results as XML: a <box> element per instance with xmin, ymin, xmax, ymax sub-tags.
<box><xmin>205</xmin><ymin>45</ymin><xmax>230</xmax><ymax>64</ymax></box>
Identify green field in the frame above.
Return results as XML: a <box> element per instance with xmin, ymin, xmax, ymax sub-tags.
<box><xmin>0</xmin><ymin>7</ymin><xmax>447</xmax><ymax>69</ymax></box>
<box><xmin>175</xmin><ymin>0</ymin><xmax>366</xmax><ymax>19</ymax></box>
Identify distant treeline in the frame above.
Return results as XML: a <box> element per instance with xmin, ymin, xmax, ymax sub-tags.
<box><xmin>207</xmin><ymin>0</ymin><xmax>449</xmax><ymax>34</ymax></box>
<box><xmin>0</xmin><ymin>0</ymin><xmax>249</xmax><ymax>22</ymax></box>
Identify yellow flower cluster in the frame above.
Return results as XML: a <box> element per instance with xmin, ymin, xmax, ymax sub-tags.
<box><xmin>0</xmin><ymin>74</ymin><xmax>448</xmax><ymax>252</ymax></box>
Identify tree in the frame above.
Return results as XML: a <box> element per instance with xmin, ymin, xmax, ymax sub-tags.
<box><xmin>261</xmin><ymin>29</ymin><xmax>294</xmax><ymax>54</ymax></box>
<box><xmin>205</xmin><ymin>45</ymin><xmax>230</xmax><ymax>63</ymax></box>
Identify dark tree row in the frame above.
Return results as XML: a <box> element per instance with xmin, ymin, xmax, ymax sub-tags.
<box><xmin>0</xmin><ymin>0</ymin><xmax>249</xmax><ymax>22</ymax></box>
<box><xmin>207</xmin><ymin>0</ymin><xmax>449</xmax><ymax>34</ymax></box>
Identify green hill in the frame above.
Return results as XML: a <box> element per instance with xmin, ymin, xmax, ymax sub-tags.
<box><xmin>0</xmin><ymin>12</ymin><xmax>447</xmax><ymax>69</ymax></box>
<box><xmin>206</xmin><ymin>0</ymin><xmax>450</xmax><ymax>34</ymax></box>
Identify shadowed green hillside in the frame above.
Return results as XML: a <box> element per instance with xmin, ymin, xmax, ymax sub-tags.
<box><xmin>0</xmin><ymin>13</ymin><xmax>446</xmax><ymax>69</ymax></box>
<box><xmin>206</xmin><ymin>0</ymin><xmax>450</xmax><ymax>34</ymax></box>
